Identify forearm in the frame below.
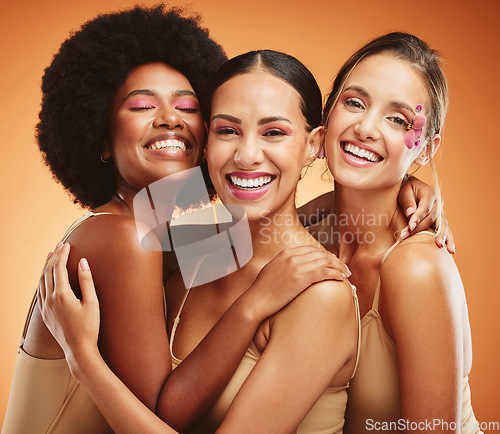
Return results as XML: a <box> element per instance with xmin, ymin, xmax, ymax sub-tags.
<box><xmin>68</xmin><ymin>347</ymin><xmax>176</xmax><ymax>434</ymax></box>
<box><xmin>156</xmin><ymin>289</ymin><xmax>262</xmax><ymax>431</ymax></box>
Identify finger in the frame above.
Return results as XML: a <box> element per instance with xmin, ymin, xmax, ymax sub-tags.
<box><xmin>445</xmin><ymin>227</ymin><xmax>456</xmax><ymax>254</ymax></box>
<box><xmin>397</xmin><ymin>181</ymin><xmax>418</xmax><ymax>217</ymax></box>
<box><xmin>53</xmin><ymin>243</ymin><xmax>71</xmax><ymax>296</ymax></box>
<box><xmin>435</xmin><ymin>215</ymin><xmax>448</xmax><ymax>249</ymax></box>
<box><xmin>297</xmin><ymin>250</ymin><xmax>350</xmax><ymax>276</ymax></box>
<box><xmin>311</xmin><ymin>267</ymin><xmax>345</xmax><ymax>283</ymax></box>
<box><xmin>78</xmin><ymin>258</ymin><xmax>98</xmax><ymax>305</ymax></box>
<box><xmin>38</xmin><ymin>251</ymin><xmax>53</xmax><ymax>302</ymax></box>
<box><xmin>302</xmin><ymin>257</ymin><xmax>348</xmax><ymax>281</ymax></box>
<box><xmin>407</xmin><ymin>194</ymin><xmax>435</xmax><ymax>233</ymax></box>
<box><xmin>44</xmin><ymin>242</ymin><xmax>64</xmax><ymax>301</ymax></box>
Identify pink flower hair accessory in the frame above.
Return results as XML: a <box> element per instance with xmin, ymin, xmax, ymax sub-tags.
<box><xmin>403</xmin><ymin>104</ymin><xmax>427</xmax><ymax>149</ymax></box>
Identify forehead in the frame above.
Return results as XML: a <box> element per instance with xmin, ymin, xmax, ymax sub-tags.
<box><xmin>346</xmin><ymin>53</ymin><xmax>428</xmax><ymax>107</ymax></box>
<box><xmin>118</xmin><ymin>62</ymin><xmax>194</xmax><ymax>94</ymax></box>
<box><xmin>211</xmin><ymin>71</ymin><xmax>303</xmax><ymax>118</ymax></box>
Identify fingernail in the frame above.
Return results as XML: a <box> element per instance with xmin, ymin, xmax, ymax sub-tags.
<box><xmin>409</xmin><ymin>222</ymin><xmax>417</xmax><ymax>231</ymax></box>
<box><xmin>405</xmin><ymin>207</ymin><xmax>415</xmax><ymax>217</ymax></box>
<box><xmin>80</xmin><ymin>258</ymin><xmax>90</xmax><ymax>271</ymax></box>
<box><xmin>56</xmin><ymin>241</ymin><xmax>63</xmax><ymax>248</ymax></box>
<box><xmin>345</xmin><ymin>265</ymin><xmax>352</xmax><ymax>277</ymax></box>
<box><xmin>400</xmin><ymin>229</ymin><xmax>408</xmax><ymax>239</ymax></box>
<box><xmin>46</xmin><ymin>251</ymin><xmax>53</xmax><ymax>259</ymax></box>
<box><xmin>342</xmin><ymin>273</ymin><xmax>347</xmax><ymax>279</ymax></box>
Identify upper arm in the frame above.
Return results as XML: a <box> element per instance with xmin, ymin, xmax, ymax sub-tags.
<box><xmin>381</xmin><ymin>242</ymin><xmax>464</xmax><ymax>428</ymax></box>
<box><xmin>67</xmin><ymin>217</ymin><xmax>170</xmax><ymax>411</ymax></box>
<box><xmin>219</xmin><ymin>279</ymin><xmax>357</xmax><ymax>433</ymax></box>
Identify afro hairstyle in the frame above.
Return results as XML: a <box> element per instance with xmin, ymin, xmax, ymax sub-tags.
<box><xmin>37</xmin><ymin>5</ymin><xmax>227</xmax><ymax>208</ymax></box>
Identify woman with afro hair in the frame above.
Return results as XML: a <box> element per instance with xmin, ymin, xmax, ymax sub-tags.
<box><xmin>4</xmin><ymin>6</ymin><xmax>355</xmax><ymax>433</ymax></box>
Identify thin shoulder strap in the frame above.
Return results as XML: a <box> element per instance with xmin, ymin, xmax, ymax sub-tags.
<box><xmin>349</xmin><ymin>281</ymin><xmax>361</xmax><ymax>380</ymax></box>
<box><xmin>371</xmin><ymin>238</ymin><xmax>403</xmax><ymax>310</ymax></box>
<box><xmin>169</xmin><ymin>253</ymin><xmax>214</xmax><ymax>361</ymax></box>
<box><xmin>20</xmin><ymin>212</ymin><xmax>112</xmax><ymax>344</ymax></box>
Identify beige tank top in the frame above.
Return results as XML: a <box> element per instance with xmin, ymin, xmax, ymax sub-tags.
<box><xmin>170</xmin><ymin>277</ymin><xmax>361</xmax><ymax>433</ymax></box>
<box><xmin>344</xmin><ymin>232</ymin><xmax>482</xmax><ymax>434</ymax></box>
<box><xmin>2</xmin><ymin>213</ymin><xmax>113</xmax><ymax>434</ymax></box>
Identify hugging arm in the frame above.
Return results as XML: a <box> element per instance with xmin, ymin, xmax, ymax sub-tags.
<box><xmin>381</xmin><ymin>241</ymin><xmax>464</xmax><ymax>431</ymax></box>
<box><xmin>39</xmin><ymin>243</ymin><xmax>348</xmax><ymax>432</ymax></box>
<box><xmin>297</xmin><ymin>176</ymin><xmax>454</xmax><ymax>253</ymax></box>
<box><xmin>218</xmin><ymin>279</ymin><xmax>357</xmax><ymax>433</ymax></box>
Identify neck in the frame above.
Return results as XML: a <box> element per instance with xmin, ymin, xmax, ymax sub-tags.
<box><xmin>246</xmin><ymin>194</ymin><xmax>314</xmax><ymax>265</ymax></box>
<box><xmin>331</xmin><ymin>181</ymin><xmax>406</xmax><ymax>261</ymax></box>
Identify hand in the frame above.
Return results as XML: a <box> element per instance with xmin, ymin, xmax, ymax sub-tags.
<box><xmin>246</xmin><ymin>245</ymin><xmax>350</xmax><ymax>320</ymax></box>
<box><xmin>37</xmin><ymin>242</ymin><xmax>101</xmax><ymax>374</ymax></box>
<box><xmin>397</xmin><ymin>176</ymin><xmax>455</xmax><ymax>254</ymax></box>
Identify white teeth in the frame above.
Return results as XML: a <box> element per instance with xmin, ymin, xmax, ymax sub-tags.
<box><xmin>147</xmin><ymin>139</ymin><xmax>186</xmax><ymax>151</ymax></box>
<box><xmin>343</xmin><ymin>143</ymin><xmax>381</xmax><ymax>162</ymax></box>
<box><xmin>230</xmin><ymin>175</ymin><xmax>273</xmax><ymax>189</ymax></box>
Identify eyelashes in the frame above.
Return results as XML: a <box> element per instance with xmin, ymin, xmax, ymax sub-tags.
<box><xmin>212</xmin><ymin>126</ymin><xmax>288</xmax><ymax>138</ymax></box>
<box><xmin>343</xmin><ymin>97</ymin><xmax>410</xmax><ymax>129</ymax></box>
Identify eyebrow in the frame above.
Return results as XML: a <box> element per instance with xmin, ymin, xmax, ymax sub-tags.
<box><xmin>211</xmin><ymin>114</ymin><xmax>292</xmax><ymax>125</ymax></box>
<box><xmin>258</xmin><ymin>116</ymin><xmax>291</xmax><ymax>125</ymax></box>
<box><xmin>122</xmin><ymin>89</ymin><xmax>197</xmax><ymax>102</ymax></box>
<box><xmin>211</xmin><ymin>114</ymin><xmax>241</xmax><ymax>124</ymax></box>
<box><xmin>343</xmin><ymin>85</ymin><xmax>415</xmax><ymax>114</ymax></box>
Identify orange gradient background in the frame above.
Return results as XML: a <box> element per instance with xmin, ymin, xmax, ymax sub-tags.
<box><xmin>1</xmin><ymin>0</ymin><xmax>499</xmax><ymax>426</ymax></box>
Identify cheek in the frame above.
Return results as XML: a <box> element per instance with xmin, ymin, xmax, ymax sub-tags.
<box><xmin>206</xmin><ymin>140</ymin><xmax>226</xmax><ymax>176</ymax></box>
<box><xmin>324</xmin><ymin>127</ymin><xmax>340</xmax><ymax>155</ymax></box>
<box><xmin>111</xmin><ymin>114</ymin><xmax>147</xmax><ymax>144</ymax></box>
<box><xmin>187</xmin><ymin>116</ymin><xmax>207</xmax><ymax>144</ymax></box>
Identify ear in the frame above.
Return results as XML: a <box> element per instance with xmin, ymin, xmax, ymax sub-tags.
<box><xmin>414</xmin><ymin>133</ymin><xmax>441</xmax><ymax>166</ymax></box>
<box><xmin>102</xmin><ymin>140</ymin><xmax>112</xmax><ymax>160</ymax></box>
<box><xmin>303</xmin><ymin>125</ymin><xmax>325</xmax><ymax>167</ymax></box>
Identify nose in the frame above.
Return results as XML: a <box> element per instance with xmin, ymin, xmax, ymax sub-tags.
<box><xmin>153</xmin><ymin>106</ymin><xmax>183</xmax><ymax>129</ymax></box>
<box><xmin>353</xmin><ymin>112</ymin><xmax>381</xmax><ymax>141</ymax></box>
<box><xmin>234</xmin><ymin>135</ymin><xmax>264</xmax><ymax>168</ymax></box>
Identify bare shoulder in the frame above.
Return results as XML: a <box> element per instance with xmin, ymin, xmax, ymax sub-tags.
<box><xmin>381</xmin><ymin>233</ymin><xmax>460</xmax><ymax>296</ymax></box>
<box><xmin>380</xmin><ymin>233</ymin><xmax>465</xmax><ymax>336</ymax></box>
<box><xmin>64</xmin><ymin>214</ymin><xmax>163</xmax><ymax>296</ymax></box>
<box><xmin>273</xmin><ymin>278</ymin><xmax>356</xmax><ymax>331</ymax></box>
<box><xmin>67</xmin><ymin>214</ymin><xmax>161</xmax><ymax>253</ymax></box>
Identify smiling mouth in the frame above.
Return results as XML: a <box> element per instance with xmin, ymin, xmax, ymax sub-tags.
<box><xmin>227</xmin><ymin>174</ymin><xmax>275</xmax><ymax>190</ymax></box>
<box><xmin>145</xmin><ymin>139</ymin><xmax>189</xmax><ymax>151</ymax></box>
<box><xmin>342</xmin><ymin>142</ymin><xmax>383</xmax><ymax>163</ymax></box>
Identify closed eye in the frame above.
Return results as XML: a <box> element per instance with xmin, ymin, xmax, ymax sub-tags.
<box><xmin>130</xmin><ymin>105</ymin><xmax>156</xmax><ymax>111</ymax></box>
<box><xmin>177</xmin><ymin>107</ymin><xmax>199</xmax><ymax>113</ymax></box>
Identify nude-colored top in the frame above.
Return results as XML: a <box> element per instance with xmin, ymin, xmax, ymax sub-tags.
<box><xmin>3</xmin><ymin>213</ymin><xmax>113</xmax><ymax>434</ymax></box>
<box><xmin>344</xmin><ymin>232</ymin><xmax>482</xmax><ymax>434</ymax></box>
<box><xmin>170</xmin><ymin>278</ymin><xmax>361</xmax><ymax>434</ymax></box>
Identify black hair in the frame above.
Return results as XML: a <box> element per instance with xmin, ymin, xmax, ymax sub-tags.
<box><xmin>37</xmin><ymin>5</ymin><xmax>227</xmax><ymax>208</ymax></box>
<box><xmin>203</xmin><ymin>49</ymin><xmax>322</xmax><ymax>131</ymax></box>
